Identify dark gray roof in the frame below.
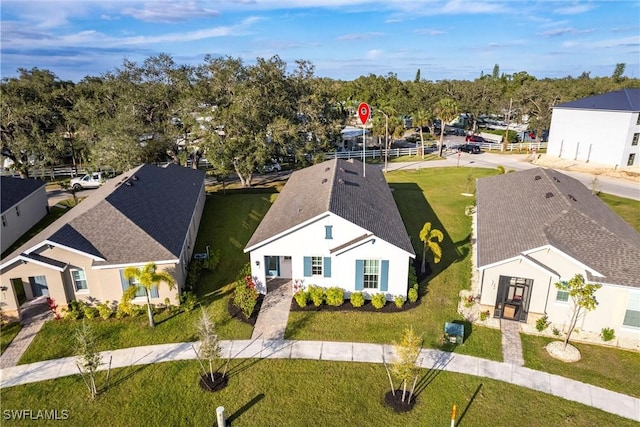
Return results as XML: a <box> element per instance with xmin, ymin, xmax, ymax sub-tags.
<box><xmin>554</xmin><ymin>88</ymin><xmax>640</xmax><ymax>112</ymax></box>
<box><xmin>1</xmin><ymin>176</ymin><xmax>45</xmax><ymax>214</ymax></box>
<box><xmin>2</xmin><ymin>164</ymin><xmax>205</xmax><ymax>267</ymax></box>
<box><xmin>22</xmin><ymin>252</ymin><xmax>67</xmax><ymax>270</ymax></box>
<box><xmin>477</xmin><ymin>168</ymin><xmax>640</xmax><ymax>287</ymax></box>
<box><xmin>245</xmin><ymin>159</ymin><xmax>415</xmax><ymax>256</ymax></box>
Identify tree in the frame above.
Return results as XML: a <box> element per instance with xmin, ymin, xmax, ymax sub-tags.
<box><xmin>75</xmin><ymin>320</ymin><xmax>111</xmax><ymax>399</ymax></box>
<box><xmin>419</xmin><ymin>222</ymin><xmax>443</xmax><ymax>274</ymax></box>
<box><xmin>194</xmin><ymin>308</ymin><xmax>228</xmax><ymax>386</ymax></box>
<box><xmin>390</xmin><ymin>326</ymin><xmax>423</xmax><ymax>404</ymax></box>
<box><xmin>414</xmin><ymin>69</ymin><xmax>421</xmax><ymax>83</ymax></box>
<box><xmin>612</xmin><ymin>63</ymin><xmax>626</xmax><ymax>82</ymax></box>
<box><xmin>492</xmin><ymin>64</ymin><xmax>500</xmax><ymax>80</ymax></box>
<box><xmin>555</xmin><ymin>274</ymin><xmax>601</xmax><ymax>349</ymax></box>
<box><xmin>434</xmin><ymin>98</ymin><xmax>458</xmax><ymax>156</ymax></box>
<box><xmin>123</xmin><ymin>262</ymin><xmax>176</xmax><ymax>327</ymax></box>
<box><xmin>413</xmin><ymin>109</ymin><xmax>433</xmax><ymax>159</ymax></box>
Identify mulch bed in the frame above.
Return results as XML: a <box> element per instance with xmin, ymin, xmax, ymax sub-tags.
<box><xmin>199</xmin><ymin>372</ymin><xmax>229</xmax><ymax>392</ymax></box>
<box><xmin>227</xmin><ymin>294</ymin><xmax>264</xmax><ymax>326</ymax></box>
<box><xmin>290</xmin><ymin>297</ymin><xmax>421</xmax><ymax>313</ymax></box>
<box><xmin>384</xmin><ymin>389</ymin><xmax>417</xmax><ymax>412</ymax></box>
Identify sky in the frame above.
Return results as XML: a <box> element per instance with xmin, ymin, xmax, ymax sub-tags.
<box><xmin>1</xmin><ymin>0</ymin><xmax>639</xmax><ymax>82</ymax></box>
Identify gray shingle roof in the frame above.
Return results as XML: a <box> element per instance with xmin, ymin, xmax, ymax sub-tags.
<box><xmin>554</xmin><ymin>88</ymin><xmax>640</xmax><ymax>112</ymax></box>
<box><xmin>1</xmin><ymin>176</ymin><xmax>45</xmax><ymax>214</ymax></box>
<box><xmin>476</xmin><ymin>168</ymin><xmax>640</xmax><ymax>287</ymax></box>
<box><xmin>245</xmin><ymin>159</ymin><xmax>415</xmax><ymax>256</ymax></box>
<box><xmin>2</xmin><ymin>164</ymin><xmax>205</xmax><ymax>267</ymax></box>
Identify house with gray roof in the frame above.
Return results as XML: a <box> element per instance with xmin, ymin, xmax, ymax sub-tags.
<box><xmin>546</xmin><ymin>88</ymin><xmax>640</xmax><ymax>168</ymax></box>
<box><xmin>476</xmin><ymin>168</ymin><xmax>640</xmax><ymax>343</ymax></box>
<box><xmin>0</xmin><ymin>164</ymin><xmax>205</xmax><ymax>321</ymax></box>
<box><xmin>244</xmin><ymin>158</ymin><xmax>415</xmax><ymax>299</ymax></box>
<box><xmin>1</xmin><ymin>176</ymin><xmax>48</xmax><ymax>254</ymax></box>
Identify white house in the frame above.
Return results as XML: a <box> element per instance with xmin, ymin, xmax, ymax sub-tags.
<box><xmin>475</xmin><ymin>168</ymin><xmax>640</xmax><ymax>344</ymax></box>
<box><xmin>244</xmin><ymin>158</ymin><xmax>415</xmax><ymax>299</ymax></box>
<box><xmin>546</xmin><ymin>88</ymin><xmax>640</xmax><ymax>168</ymax></box>
<box><xmin>1</xmin><ymin>176</ymin><xmax>48</xmax><ymax>254</ymax></box>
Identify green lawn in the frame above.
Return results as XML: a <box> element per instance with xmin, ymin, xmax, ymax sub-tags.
<box><xmin>1</xmin><ymin>322</ymin><xmax>22</xmax><ymax>355</ymax></box>
<box><xmin>286</xmin><ymin>167</ymin><xmax>504</xmax><ymax>360</ymax></box>
<box><xmin>1</xmin><ymin>359</ymin><xmax>633</xmax><ymax>427</ymax></box>
<box><xmin>598</xmin><ymin>193</ymin><xmax>640</xmax><ymax>232</ymax></box>
<box><xmin>521</xmin><ymin>335</ymin><xmax>640</xmax><ymax>398</ymax></box>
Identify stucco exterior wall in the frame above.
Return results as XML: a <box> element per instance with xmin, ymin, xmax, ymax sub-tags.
<box><xmin>547</xmin><ymin>108</ymin><xmax>640</xmax><ymax>167</ymax></box>
<box><xmin>248</xmin><ymin>213</ymin><xmax>413</xmax><ymax>299</ymax></box>
<box><xmin>1</xmin><ymin>186</ymin><xmax>48</xmax><ymax>253</ymax></box>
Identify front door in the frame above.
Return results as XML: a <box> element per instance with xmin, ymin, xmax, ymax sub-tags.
<box><xmin>494</xmin><ymin>276</ymin><xmax>532</xmax><ymax>322</ymax></box>
<box><xmin>265</xmin><ymin>256</ymin><xmax>280</xmax><ymax>277</ymax></box>
<box><xmin>10</xmin><ymin>278</ymin><xmax>27</xmax><ymax>304</ymax></box>
<box><xmin>29</xmin><ymin>275</ymin><xmax>49</xmax><ymax>297</ymax></box>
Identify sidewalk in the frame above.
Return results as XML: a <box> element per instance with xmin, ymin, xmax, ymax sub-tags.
<box><xmin>1</xmin><ymin>339</ymin><xmax>638</xmax><ymax>422</ymax></box>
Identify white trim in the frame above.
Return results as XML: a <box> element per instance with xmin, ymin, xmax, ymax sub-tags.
<box><xmin>244</xmin><ymin>213</ymin><xmax>331</xmax><ymax>253</ymax></box>
<box><xmin>478</xmin><ymin>254</ymin><xmax>561</xmax><ymax>277</ymax></box>
<box><xmin>17</xmin><ymin>255</ymin><xmax>66</xmax><ymax>272</ymax></box>
<box><xmin>25</xmin><ymin>240</ymin><xmax>106</xmax><ymax>262</ymax></box>
<box><xmin>92</xmin><ymin>259</ymin><xmax>179</xmax><ymax>270</ymax></box>
<box><xmin>70</xmin><ymin>268</ymin><xmax>89</xmax><ymax>292</ymax></box>
<box><xmin>521</xmin><ymin>245</ymin><xmax>603</xmax><ymax>277</ymax></box>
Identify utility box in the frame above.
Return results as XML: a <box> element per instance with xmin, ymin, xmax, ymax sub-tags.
<box><xmin>444</xmin><ymin>322</ymin><xmax>465</xmax><ymax>344</ymax></box>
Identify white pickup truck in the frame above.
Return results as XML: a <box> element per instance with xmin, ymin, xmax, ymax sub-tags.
<box><xmin>70</xmin><ymin>172</ymin><xmax>104</xmax><ymax>190</ymax></box>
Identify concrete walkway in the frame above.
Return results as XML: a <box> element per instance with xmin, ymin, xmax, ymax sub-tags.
<box><xmin>500</xmin><ymin>319</ymin><xmax>524</xmax><ymax>366</ymax></box>
<box><xmin>0</xmin><ymin>298</ymin><xmax>51</xmax><ymax>369</ymax></box>
<box><xmin>1</xmin><ymin>339</ymin><xmax>638</xmax><ymax>422</ymax></box>
<box><xmin>251</xmin><ymin>280</ymin><xmax>292</xmax><ymax>340</ymax></box>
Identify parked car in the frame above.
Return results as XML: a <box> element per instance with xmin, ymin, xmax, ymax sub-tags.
<box><xmin>458</xmin><ymin>144</ymin><xmax>482</xmax><ymax>154</ymax></box>
<box><xmin>445</xmin><ymin>127</ymin><xmax>467</xmax><ymax>136</ymax></box>
<box><xmin>465</xmin><ymin>134</ymin><xmax>485</xmax><ymax>143</ymax></box>
<box><xmin>259</xmin><ymin>162</ymin><xmax>282</xmax><ymax>173</ymax></box>
<box><xmin>70</xmin><ymin>172</ymin><xmax>104</xmax><ymax>190</ymax></box>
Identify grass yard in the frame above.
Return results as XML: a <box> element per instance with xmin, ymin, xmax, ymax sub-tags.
<box><xmin>521</xmin><ymin>335</ymin><xmax>640</xmax><ymax>398</ymax></box>
<box><xmin>597</xmin><ymin>193</ymin><xmax>640</xmax><ymax>232</ymax></box>
<box><xmin>1</xmin><ymin>359</ymin><xmax>634</xmax><ymax>427</ymax></box>
<box><xmin>286</xmin><ymin>167</ymin><xmax>504</xmax><ymax>360</ymax></box>
<box><xmin>1</xmin><ymin>322</ymin><xmax>23</xmax><ymax>355</ymax></box>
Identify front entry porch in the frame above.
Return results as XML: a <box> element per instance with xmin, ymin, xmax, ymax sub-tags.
<box><xmin>494</xmin><ymin>275</ymin><xmax>532</xmax><ymax>322</ymax></box>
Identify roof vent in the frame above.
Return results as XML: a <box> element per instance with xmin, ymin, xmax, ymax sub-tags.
<box><xmin>534</xmin><ymin>175</ymin><xmax>541</xmax><ymax>181</ymax></box>
<box><xmin>338</xmin><ymin>178</ymin><xmax>345</xmax><ymax>184</ymax></box>
<box><xmin>325</xmin><ymin>167</ymin><xmax>330</xmax><ymax>172</ymax></box>
<box><xmin>125</xmin><ymin>182</ymin><xmax>133</xmax><ymax>187</ymax></box>
<box><xmin>132</xmin><ymin>176</ymin><xmax>139</xmax><ymax>181</ymax></box>
<box><xmin>545</xmin><ymin>192</ymin><xmax>554</xmax><ymax>198</ymax></box>
<box><xmin>321</xmin><ymin>178</ymin><xmax>328</xmax><ymax>184</ymax></box>
<box><xmin>339</xmin><ymin>167</ymin><xmax>345</xmax><ymax>172</ymax></box>
<box><xmin>553</xmin><ymin>177</ymin><xmax>560</xmax><ymax>182</ymax></box>
<box><xmin>568</xmin><ymin>194</ymin><xmax>577</xmax><ymax>201</ymax></box>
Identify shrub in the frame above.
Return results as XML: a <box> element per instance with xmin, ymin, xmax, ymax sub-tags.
<box><xmin>552</xmin><ymin>327</ymin><xmax>561</xmax><ymax>336</ymax></box>
<box><xmin>462</xmin><ymin>295</ymin><xmax>475</xmax><ymax>308</ymax></box>
<box><xmin>536</xmin><ymin>315</ymin><xmax>550</xmax><ymax>332</ymax></box>
<box><xmin>479</xmin><ymin>310</ymin><xmax>490</xmax><ymax>321</ymax></box>
<box><xmin>407</xmin><ymin>265</ymin><xmax>417</xmax><ymax>288</ymax></box>
<box><xmin>600</xmin><ymin>327</ymin><xmax>615</xmax><ymax>342</ymax></box>
<box><xmin>350</xmin><ymin>292</ymin><xmax>365</xmax><ymax>308</ymax></box>
<box><xmin>233</xmin><ymin>278</ymin><xmax>258</xmax><ymax>318</ymax></box>
<box><xmin>394</xmin><ymin>295</ymin><xmax>406</xmax><ymax>308</ymax></box>
<box><xmin>294</xmin><ymin>290</ymin><xmax>309</xmax><ymax>308</ymax></box>
<box><xmin>65</xmin><ymin>300</ymin><xmax>84</xmax><ymax>320</ymax></box>
<box><xmin>95</xmin><ymin>301</ymin><xmax>113</xmax><ymax>320</ymax></box>
<box><xmin>371</xmin><ymin>293</ymin><xmax>386</xmax><ymax>309</ymax></box>
<box><xmin>186</xmin><ymin>259</ymin><xmax>203</xmax><ymax>292</ymax></box>
<box><xmin>83</xmin><ymin>304</ymin><xmax>99</xmax><ymax>320</ymax></box>
<box><xmin>408</xmin><ymin>284</ymin><xmax>419</xmax><ymax>303</ymax></box>
<box><xmin>325</xmin><ymin>287</ymin><xmax>344</xmax><ymax>307</ymax></box>
<box><xmin>307</xmin><ymin>285</ymin><xmax>325</xmax><ymax>307</ymax></box>
<box><xmin>179</xmin><ymin>291</ymin><xmax>198</xmax><ymax>312</ymax></box>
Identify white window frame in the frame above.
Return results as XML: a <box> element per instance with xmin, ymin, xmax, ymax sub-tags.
<box><xmin>311</xmin><ymin>256</ymin><xmax>323</xmax><ymax>276</ymax></box>
<box><xmin>555</xmin><ymin>289</ymin><xmax>569</xmax><ymax>303</ymax></box>
<box><xmin>622</xmin><ymin>292</ymin><xmax>640</xmax><ymax>329</ymax></box>
<box><xmin>632</xmin><ymin>133</ymin><xmax>639</xmax><ymax>146</ymax></box>
<box><xmin>71</xmin><ymin>269</ymin><xmax>89</xmax><ymax>292</ymax></box>
<box><xmin>128</xmin><ymin>276</ymin><xmax>146</xmax><ymax>298</ymax></box>
<box><xmin>363</xmin><ymin>259</ymin><xmax>380</xmax><ymax>289</ymax></box>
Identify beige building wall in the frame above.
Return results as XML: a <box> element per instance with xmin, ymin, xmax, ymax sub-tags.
<box><xmin>1</xmin><ymin>187</ymin><xmax>48</xmax><ymax>253</ymax></box>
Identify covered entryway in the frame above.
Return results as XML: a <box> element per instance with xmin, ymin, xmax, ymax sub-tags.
<box><xmin>28</xmin><ymin>275</ymin><xmax>49</xmax><ymax>297</ymax></box>
<box><xmin>264</xmin><ymin>255</ymin><xmax>292</xmax><ymax>280</ymax></box>
<box><xmin>494</xmin><ymin>275</ymin><xmax>532</xmax><ymax>322</ymax></box>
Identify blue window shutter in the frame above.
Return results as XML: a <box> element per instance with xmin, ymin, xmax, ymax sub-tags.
<box><xmin>325</xmin><ymin>225</ymin><xmax>333</xmax><ymax>239</ymax></box>
<box><xmin>355</xmin><ymin>260</ymin><xmax>364</xmax><ymax>290</ymax></box>
<box><xmin>323</xmin><ymin>257</ymin><xmax>332</xmax><ymax>278</ymax></box>
<box><xmin>120</xmin><ymin>270</ymin><xmax>129</xmax><ymax>291</ymax></box>
<box><xmin>151</xmin><ymin>286</ymin><xmax>159</xmax><ymax>298</ymax></box>
<box><xmin>303</xmin><ymin>257</ymin><xmax>312</xmax><ymax>277</ymax></box>
<box><xmin>380</xmin><ymin>260</ymin><xmax>389</xmax><ymax>292</ymax></box>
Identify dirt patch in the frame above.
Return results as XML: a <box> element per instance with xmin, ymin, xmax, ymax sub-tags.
<box><xmin>199</xmin><ymin>372</ymin><xmax>229</xmax><ymax>392</ymax></box>
<box><xmin>545</xmin><ymin>341</ymin><xmax>582</xmax><ymax>362</ymax></box>
<box><xmin>384</xmin><ymin>389</ymin><xmax>417</xmax><ymax>412</ymax></box>
<box><xmin>533</xmin><ymin>155</ymin><xmax>640</xmax><ymax>182</ymax></box>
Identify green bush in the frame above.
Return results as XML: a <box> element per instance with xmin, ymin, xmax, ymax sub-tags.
<box><xmin>186</xmin><ymin>260</ymin><xmax>203</xmax><ymax>292</ymax></box>
<box><xmin>350</xmin><ymin>292</ymin><xmax>365</xmax><ymax>308</ymax></box>
<box><xmin>325</xmin><ymin>287</ymin><xmax>344</xmax><ymax>307</ymax></box>
<box><xmin>96</xmin><ymin>301</ymin><xmax>113</xmax><ymax>320</ymax></box>
<box><xmin>179</xmin><ymin>291</ymin><xmax>198</xmax><ymax>312</ymax></box>
<box><xmin>407</xmin><ymin>265</ymin><xmax>417</xmax><ymax>288</ymax></box>
<box><xmin>294</xmin><ymin>290</ymin><xmax>309</xmax><ymax>308</ymax></box>
<box><xmin>552</xmin><ymin>327</ymin><xmax>561</xmax><ymax>336</ymax></box>
<box><xmin>600</xmin><ymin>327</ymin><xmax>615</xmax><ymax>342</ymax></box>
<box><xmin>394</xmin><ymin>295</ymin><xmax>406</xmax><ymax>308</ymax></box>
<box><xmin>535</xmin><ymin>315</ymin><xmax>550</xmax><ymax>332</ymax></box>
<box><xmin>408</xmin><ymin>284</ymin><xmax>419</xmax><ymax>303</ymax></box>
<box><xmin>479</xmin><ymin>310</ymin><xmax>490</xmax><ymax>321</ymax></box>
<box><xmin>371</xmin><ymin>293</ymin><xmax>386</xmax><ymax>310</ymax></box>
<box><xmin>65</xmin><ymin>300</ymin><xmax>84</xmax><ymax>320</ymax></box>
<box><xmin>232</xmin><ymin>279</ymin><xmax>259</xmax><ymax>318</ymax></box>
<box><xmin>307</xmin><ymin>285</ymin><xmax>325</xmax><ymax>307</ymax></box>
<box><xmin>82</xmin><ymin>304</ymin><xmax>99</xmax><ymax>320</ymax></box>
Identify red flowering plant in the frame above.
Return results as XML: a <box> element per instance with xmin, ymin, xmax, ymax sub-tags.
<box><xmin>233</xmin><ymin>274</ymin><xmax>259</xmax><ymax>318</ymax></box>
<box><xmin>46</xmin><ymin>297</ymin><xmax>62</xmax><ymax>320</ymax></box>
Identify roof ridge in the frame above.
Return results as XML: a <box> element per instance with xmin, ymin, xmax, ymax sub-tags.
<box><xmin>326</xmin><ymin>158</ymin><xmax>339</xmax><ymax>212</ymax></box>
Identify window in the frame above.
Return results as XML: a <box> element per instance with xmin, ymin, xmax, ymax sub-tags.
<box><xmin>363</xmin><ymin>259</ymin><xmax>380</xmax><ymax>289</ymax></box>
<box><xmin>71</xmin><ymin>269</ymin><xmax>88</xmax><ymax>291</ymax></box>
<box><xmin>325</xmin><ymin>225</ymin><xmax>333</xmax><ymax>239</ymax></box>
<box><xmin>623</xmin><ymin>293</ymin><xmax>640</xmax><ymax>328</ymax></box>
<box><xmin>311</xmin><ymin>256</ymin><xmax>323</xmax><ymax>275</ymax></box>
<box><xmin>637</xmin><ymin>113</ymin><xmax>640</xmax><ymax>125</ymax></box>
<box><xmin>15</xmin><ymin>206</ymin><xmax>20</xmax><ymax>216</ymax></box>
<box><xmin>556</xmin><ymin>289</ymin><xmax>569</xmax><ymax>303</ymax></box>
<box><xmin>127</xmin><ymin>276</ymin><xmax>146</xmax><ymax>298</ymax></box>
<box><xmin>1</xmin><ymin>215</ymin><xmax>5</xmax><ymax>227</ymax></box>
<box><xmin>632</xmin><ymin>133</ymin><xmax>639</xmax><ymax>146</ymax></box>
<box><xmin>628</xmin><ymin>153</ymin><xmax>636</xmax><ymax>166</ymax></box>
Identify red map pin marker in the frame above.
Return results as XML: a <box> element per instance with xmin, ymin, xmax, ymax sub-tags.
<box><xmin>357</xmin><ymin>102</ymin><xmax>370</xmax><ymax>125</ymax></box>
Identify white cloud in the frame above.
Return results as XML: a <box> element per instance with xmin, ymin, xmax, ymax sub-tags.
<box><xmin>415</xmin><ymin>28</ymin><xmax>445</xmax><ymax>36</ymax></box>
<box><xmin>554</xmin><ymin>3</ymin><xmax>595</xmax><ymax>15</ymax></box>
<box><xmin>540</xmin><ymin>27</ymin><xmax>596</xmax><ymax>37</ymax></box>
<box><xmin>366</xmin><ymin>49</ymin><xmax>382</xmax><ymax>59</ymax></box>
<box><xmin>121</xmin><ymin>1</ymin><xmax>220</xmax><ymax>23</ymax></box>
<box><xmin>337</xmin><ymin>32</ymin><xmax>384</xmax><ymax>41</ymax></box>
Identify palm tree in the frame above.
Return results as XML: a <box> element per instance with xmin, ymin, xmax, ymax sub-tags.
<box><xmin>419</xmin><ymin>222</ymin><xmax>443</xmax><ymax>274</ymax></box>
<box><xmin>434</xmin><ymin>98</ymin><xmax>459</xmax><ymax>157</ymax></box>
<box><xmin>124</xmin><ymin>262</ymin><xmax>176</xmax><ymax>328</ymax></box>
<box><xmin>413</xmin><ymin>109</ymin><xmax>433</xmax><ymax>159</ymax></box>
